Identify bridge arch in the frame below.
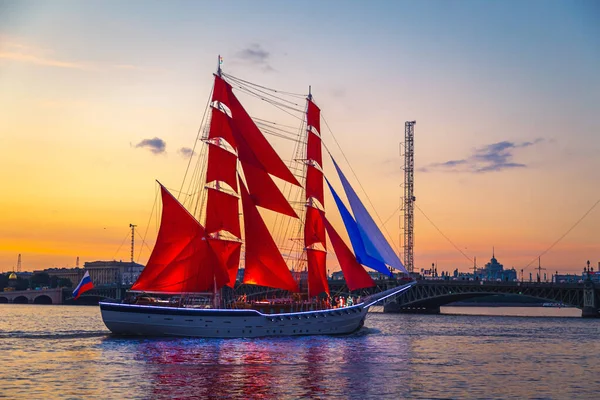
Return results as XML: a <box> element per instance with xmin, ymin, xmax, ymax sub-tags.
<box><xmin>33</xmin><ymin>295</ymin><xmax>53</xmax><ymax>304</ymax></box>
<box><xmin>0</xmin><ymin>296</ymin><xmax>8</xmax><ymax>303</ymax></box>
<box><xmin>13</xmin><ymin>296</ymin><xmax>29</xmax><ymax>304</ymax></box>
<box><xmin>385</xmin><ymin>281</ymin><xmax>591</xmax><ymax>315</ymax></box>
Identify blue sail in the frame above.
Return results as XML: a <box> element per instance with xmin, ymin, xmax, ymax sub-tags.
<box><xmin>325</xmin><ymin>178</ymin><xmax>392</xmax><ymax>276</ymax></box>
<box><xmin>331</xmin><ymin>157</ymin><xmax>408</xmax><ymax>275</ymax></box>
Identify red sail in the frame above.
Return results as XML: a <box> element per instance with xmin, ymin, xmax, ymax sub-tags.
<box><xmin>206</xmin><ymin>144</ymin><xmax>238</xmax><ymax>192</ymax></box>
<box><xmin>240</xmin><ymin>180</ymin><xmax>299</xmax><ymax>292</ymax></box>
<box><xmin>208</xmin><ymin>108</ymin><xmax>237</xmax><ymax>151</ymax></box>
<box><xmin>307</xmin><ymin>249</ymin><xmax>328</xmax><ymax>297</ymax></box>
<box><xmin>205</xmin><ymin>188</ymin><xmax>240</xmax><ymax>238</ymax></box>
<box><xmin>208</xmin><ymin>239</ymin><xmax>242</xmax><ymax>288</ymax></box>
<box><xmin>132</xmin><ymin>184</ymin><xmax>229</xmax><ymax>293</ymax></box>
<box><xmin>305</xmin><ymin>165</ymin><xmax>324</xmax><ymax>206</ymax></box>
<box><xmin>212</xmin><ymin>75</ymin><xmax>229</xmax><ymax>106</ymax></box>
<box><xmin>323</xmin><ymin>217</ymin><xmax>375</xmax><ymax>291</ymax></box>
<box><xmin>223</xmin><ymin>79</ymin><xmax>300</xmax><ymax>187</ymax></box>
<box><xmin>307</xmin><ymin>99</ymin><xmax>321</xmax><ymax>134</ymax></box>
<box><xmin>307</xmin><ymin>131</ymin><xmax>322</xmax><ymax>167</ymax></box>
<box><xmin>304</xmin><ymin>206</ymin><xmax>326</xmax><ymax>248</ymax></box>
<box><xmin>242</xmin><ymin>162</ymin><xmax>297</xmax><ymax>218</ymax></box>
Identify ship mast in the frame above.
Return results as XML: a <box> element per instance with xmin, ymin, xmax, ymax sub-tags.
<box><xmin>304</xmin><ymin>87</ymin><xmax>328</xmax><ymax>298</ymax></box>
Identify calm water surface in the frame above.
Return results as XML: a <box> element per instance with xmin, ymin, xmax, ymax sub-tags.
<box><xmin>0</xmin><ymin>305</ymin><xmax>598</xmax><ymax>399</ymax></box>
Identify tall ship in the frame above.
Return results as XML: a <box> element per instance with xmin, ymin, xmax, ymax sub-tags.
<box><xmin>99</xmin><ymin>59</ymin><xmax>414</xmax><ymax>337</ymax></box>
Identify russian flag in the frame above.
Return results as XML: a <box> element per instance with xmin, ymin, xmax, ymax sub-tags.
<box><xmin>73</xmin><ymin>271</ymin><xmax>94</xmax><ymax>300</ymax></box>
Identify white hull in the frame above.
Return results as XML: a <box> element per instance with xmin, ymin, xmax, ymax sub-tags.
<box><xmin>99</xmin><ymin>302</ymin><xmax>368</xmax><ymax>338</ymax></box>
<box><xmin>99</xmin><ymin>282</ymin><xmax>414</xmax><ymax>338</ymax></box>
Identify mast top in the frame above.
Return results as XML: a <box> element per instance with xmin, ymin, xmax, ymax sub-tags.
<box><xmin>308</xmin><ymin>85</ymin><xmax>312</xmax><ymax>100</ymax></box>
<box><xmin>217</xmin><ymin>54</ymin><xmax>223</xmax><ymax>76</ymax></box>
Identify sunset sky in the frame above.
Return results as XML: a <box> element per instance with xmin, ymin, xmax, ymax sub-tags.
<box><xmin>1</xmin><ymin>0</ymin><xmax>598</xmax><ymax>276</ymax></box>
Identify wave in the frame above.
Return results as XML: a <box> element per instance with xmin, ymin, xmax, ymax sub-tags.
<box><xmin>0</xmin><ymin>330</ymin><xmax>110</xmax><ymax>340</ymax></box>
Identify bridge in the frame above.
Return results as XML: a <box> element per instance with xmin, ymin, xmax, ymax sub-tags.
<box><xmin>2</xmin><ymin>280</ymin><xmax>598</xmax><ymax>318</ymax></box>
<box><xmin>0</xmin><ymin>288</ymin><xmax>63</xmax><ymax>304</ymax></box>
<box><xmin>382</xmin><ymin>280</ymin><xmax>600</xmax><ymax>318</ymax></box>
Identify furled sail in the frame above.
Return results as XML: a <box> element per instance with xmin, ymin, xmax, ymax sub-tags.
<box><xmin>330</xmin><ymin>158</ymin><xmax>408</xmax><ymax>275</ymax></box>
<box><xmin>132</xmin><ymin>184</ymin><xmax>230</xmax><ymax>293</ymax></box>
<box><xmin>325</xmin><ymin>178</ymin><xmax>392</xmax><ymax>276</ymax></box>
<box><xmin>304</xmin><ymin>98</ymin><xmax>328</xmax><ymax>297</ymax></box>
<box><xmin>322</xmin><ymin>216</ymin><xmax>375</xmax><ymax>290</ymax></box>
<box><xmin>240</xmin><ymin>179</ymin><xmax>299</xmax><ymax>293</ymax></box>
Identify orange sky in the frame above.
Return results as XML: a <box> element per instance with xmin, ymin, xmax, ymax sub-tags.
<box><xmin>1</xmin><ymin>1</ymin><xmax>598</xmax><ymax>276</ymax></box>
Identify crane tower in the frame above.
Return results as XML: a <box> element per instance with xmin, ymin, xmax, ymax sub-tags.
<box><xmin>129</xmin><ymin>224</ymin><xmax>137</xmax><ymax>263</ymax></box>
<box><xmin>402</xmin><ymin>121</ymin><xmax>416</xmax><ymax>274</ymax></box>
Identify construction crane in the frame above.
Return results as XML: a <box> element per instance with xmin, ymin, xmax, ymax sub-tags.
<box><xmin>129</xmin><ymin>224</ymin><xmax>137</xmax><ymax>263</ymax></box>
<box><xmin>402</xmin><ymin>121</ymin><xmax>416</xmax><ymax>274</ymax></box>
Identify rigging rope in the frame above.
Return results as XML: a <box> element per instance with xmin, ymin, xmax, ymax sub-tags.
<box><xmin>179</xmin><ymin>83</ymin><xmax>214</xmax><ymax>200</ymax></box>
<box><xmin>112</xmin><ymin>229</ymin><xmax>134</xmax><ymax>261</ymax></box>
<box><xmin>415</xmin><ymin>204</ymin><xmax>474</xmax><ymax>264</ymax></box>
<box><xmin>222</xmin><ymin>72</ymin><xmax>307</xmax><ymax>98</ymax></box>
<box><xmin>522</xmin><ymin>196</ymin><xmax>600</xmax><ymax>271</ymax></box>
<box><xmin>136</xmin><ymin>185</ymin><xmax>159</xmax><ymax>263</ymax></box>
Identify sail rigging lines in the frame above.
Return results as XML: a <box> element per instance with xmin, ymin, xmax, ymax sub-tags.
<box><xmin>179</xmin><ymin>82</ymin><xmax>215</xmax><ymax>206</ymax></box>
<box><xmin>522</xmin><ymin>196</ymin><xmax>600</xmax><ymax>272</ymax></box>
<box><xmin>223</xmin><ymin>73</ymin><xmax>305</xmax><ymax>109</ymax></box>
<box><xmin>232</xmin><ymin>84</ymin><xmax>306</xmax><ymax>114</ymax></box>
<box><xmin>415</xmin><ymin>203</ymin><xmax>474</xmax><ymax>265</ymax></box>
<box><xmin>221</xmin><ymin>72</ymin><xmax>307</xmax><ymax>98</ymax></box>
<box><xmin>137</xmin><ymin>185</ymin><xmax>160</xmax><ymax>263</ymax></box>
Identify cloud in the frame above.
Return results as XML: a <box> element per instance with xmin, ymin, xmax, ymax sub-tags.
<box><xmin>0</xmin><ymin>36</ymin><xmax>148</xmax><ymax>71</ymax></box>
<box><xmin>178</xmin><ymin>147</ymin><xmax>195</xmax><ymax>158</ymax></box>
<box><xmin>0</xmin><ymin>50</ymin><xmax>86</xmax><ymax>69</ymax></box>
<box><xmin>135</xmin><ymin>137</ymin><xmax>166</xmax><ymax>154</ymax></box>
<box><xmin>235</xmin><ymin>44</ymin><xmax>274</xmax><ymax>72</ymax></box>
<box><xmin>421</xmin><ymin>138</ymin><xmax>545</xmax><ymax>173</ymax></box>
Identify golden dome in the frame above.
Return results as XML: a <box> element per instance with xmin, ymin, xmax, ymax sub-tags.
<box><xmin>8</xmin><ymin>272</ymin><xmax>17</xmax><ymax>280</ymax></box>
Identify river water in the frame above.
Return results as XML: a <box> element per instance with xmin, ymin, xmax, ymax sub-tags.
<box><xmin>0</xmin><ymin>305</ymin><xmax>598</xmax><ymax>399</ymax></box>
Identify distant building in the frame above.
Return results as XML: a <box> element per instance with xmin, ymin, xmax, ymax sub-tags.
<box><xmin>84</xmin><ymin>261</ymin><xmax>145</xmax><ymax>286</ymax></box>
<box><xmin>331</xmin><ymin>271</ymin><xmax>345</xmax><ymax>280</ymax></box>
<box><xmin>367</xmin><ymin>271</ymin><xmax>390</xmax><ymax>280</ymax></box>
<box><xmin>332</xmin><ymin>270</ymin><xmax>393</xmax><ymax>281</ymax></box>
<box><xmin>39</xmin><ymin>267</ymin><xmax>85</xmax><ymax>284</ymax></box>
<box><xmin>554</xmin><ymin>271</ymin><xmax>600</xmax><ymax>284</ymax></box>
<box><xmin>452</xmin><ymin>251</ymin><xmax>517</xmax><ymax>281</ymax></box>
<box><xmin>554</xmin><ymin>273</ymin><xmax>583</xmax><ymax>283</ymax></box>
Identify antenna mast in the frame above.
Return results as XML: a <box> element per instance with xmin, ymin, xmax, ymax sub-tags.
<box><xmin>402</xmin><ymin>121</ymin><xmax>416</xmax><ymax>274</ymax></box>
<box><xmin>537</xmin><ymin>256</ymin><xmax>547</xmax><ymax>283</ymax></box>
<box><xmin>17</xmin><ymin>254</ymin><xmax>21</xmax><ymax>272</ymax></box>
<box><xmin>129</xmin><ymin>224</ymin><xmax>137</xmax><ymax>263</ymax></box>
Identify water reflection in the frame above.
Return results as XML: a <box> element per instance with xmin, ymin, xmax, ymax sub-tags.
<box><xmin>105</xmin><ymin>333</ymin><xmax>417</xmax><ymax>400</ymax></box>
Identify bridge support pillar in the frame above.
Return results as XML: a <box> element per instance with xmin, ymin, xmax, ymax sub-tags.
<box><xmin>582</xmin><ymin>282</ymin><xmax>599</xmax><ymax>318</ymax></box>
<box><xmin>582</xmin><ymin>306</ymin><xmax>599</xmax><ymax>318</ymax></box>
